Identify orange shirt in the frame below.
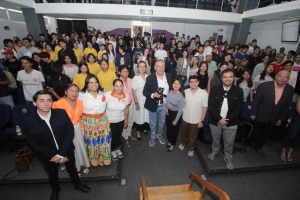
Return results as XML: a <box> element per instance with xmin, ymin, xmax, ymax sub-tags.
<box><xmin>52</xmin><ymin>98</ymin><xmax>83</xmax><ymax>125</ymax></box>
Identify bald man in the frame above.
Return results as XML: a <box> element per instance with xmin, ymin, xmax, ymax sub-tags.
<box><xmin>244</xmin><ymin>70</ymin><xmax>294</xmax><ymax>156</ymax></box>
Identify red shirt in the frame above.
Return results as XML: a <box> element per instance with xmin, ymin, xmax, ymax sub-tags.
<box><xmin>272</xmin><ymin>62</ymin><xmax>283</xmax><ymax>75</ymax></box>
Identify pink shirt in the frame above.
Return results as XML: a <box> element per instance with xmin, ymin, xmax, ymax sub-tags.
<box><xmin>120</xmin><ymin>77</ymin><xmax>133</xmax><ymax>103</ymax></box>
<box><xmin>274</xmin><ymin>82</ymin><xmax>285</xmax><ymax>105</ymax></box>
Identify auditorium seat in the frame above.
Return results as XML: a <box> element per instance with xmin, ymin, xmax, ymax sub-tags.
<box><xmin>0</xmin><ymin>104</ymin><xmax>12</xmax><ymax>129</ymax></box>
<box><xmin>17</xmin><ymin>86</ymin><xmax>26</xmax><ymax>105</ymax></box>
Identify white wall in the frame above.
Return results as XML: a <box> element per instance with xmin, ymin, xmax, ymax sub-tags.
<box><xmin>87</xmin><ymin>19</ymin><xmax>131</xmax><ymax>31</ymax></box>
<box><xmin>44</xmin><ymin>16</ymin><xmax>58</xmax><ymax>34</ymax></box>
<box><xmin>0</xmin><ymin>9</ymin><xmax>28</xmax><ymax>49</ymax></box>
<box><xmin>247</xmin><ymin>18</ymin><xmax>300</xmax><ymax>52</ymax></box>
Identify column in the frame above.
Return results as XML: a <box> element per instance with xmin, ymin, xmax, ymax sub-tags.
<box><xmin>230</xmin><ymin>18</ymin><xmax>253</xmax><ymax>46</ymax></box>
<box><xmin>21</xmin><ymin>8</ymin><xmax>48</xmax><ymax>40</ymax></box>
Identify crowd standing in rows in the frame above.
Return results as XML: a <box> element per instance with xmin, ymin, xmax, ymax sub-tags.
<box><xmin>0</xmin><ymin>29</ymin><xmax>300</xmax><ymax>199</ymax></box>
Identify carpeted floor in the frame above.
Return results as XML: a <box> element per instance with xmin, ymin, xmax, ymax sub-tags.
<box><xmin>0</xmin><ymin>131</ymin><xmax>300</xmax><ymax>200</ymax></box>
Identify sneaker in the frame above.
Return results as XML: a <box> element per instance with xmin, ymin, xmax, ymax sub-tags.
<box><xmin>224</xmin><ymin>157</ymin><xmax>234</xmax><ymax>170</ymax></box>
<box><xmin>112</xmin><ymin>151</ymin><xmax>118</xmax><ymax>161</ymax></box>
<box><xmin>188</xmin><ymin>151</ymin><xmax>194</xmax><ymax>157</ymax></box>
<box><xmin>116</xmin><ymin>149</ymin><xmax>123</xmax><ymax>158</ymax></box>
<box><xmin>60</xmin><ymin>164</ymin><xmax>66</xmax><ymax>171</ymax></box>
<box><xmin>149</xmin><ymin>138</ymin><xmax>155</xmax><ymax>147</ymax></box>
<box><xmin>178</xmin><ymin>144</ymin><xmax>185</xmax><ymax>150</ymax></box>
<box><xmin>208</xmin><ymin>153</ymin><xmax>217</xmax><ymax>161</ymax></box>
<box><xmin>156</xmin><ymin>135</ymin><xmax>166</xmax><ymax>144</ymax></box>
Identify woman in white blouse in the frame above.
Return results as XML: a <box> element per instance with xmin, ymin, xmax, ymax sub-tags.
<box><xmin>79</xmin><ymin>74</ymin><xmax>111</xmax><ymax>167</ymax></box>
<box><xmin>132</xmin><ymin>61</ymin><xmax>150</xmax><ymax>140</ymax></box>
<box><xmin>63</xmin><ymin>55</ymin><xmax>79</xmax><ymax>81</ymax></box>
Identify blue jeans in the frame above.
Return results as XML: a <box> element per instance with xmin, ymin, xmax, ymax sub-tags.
<box><xmin>0</xmin><ymin>95</ymin><xmax>14</xmax><ymax>109</ymax></box>
<box><xmin>149</xmin><ymin>104</ymin><xmax>166</xmax><ymax>140</ymax></box>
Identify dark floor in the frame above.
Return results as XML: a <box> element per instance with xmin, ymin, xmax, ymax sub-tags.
<box><xmin>1</xmin><ymin>131</ymin><xmax>300</xmax><ymax>200</ymax></box>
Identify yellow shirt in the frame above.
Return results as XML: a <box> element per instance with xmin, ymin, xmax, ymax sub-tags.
<box><xmin>87</xmin><ymin>62</ymin><xmax>101</xmax><ymax>75</ymax></box>
<box><xmin>54</xmin><ymin>46</ymin><xmax>62</xmax><ymax>54</ymax></box>
<box><xmin>83</xmin><ymin>47</ymin><xmax>97</xmax><ymax>57</ymax></box>
<box><xmin>73</xmin><ymin>48</ymin><xmax>83</xmax><ymax>64</ymax></box>
<box><xmin>97</xmin><ymin>70</ymin><xmax>117</xmax><ymax>92</ymax></box>
<box><xmin>39</xmin><ymin>49</ymin><xmax>47</xmax><ymax>52</ymax></box>
<box><xmin>49</xmin><ymin>51</ymin><xmax>58</xmax><ymax>61</ymax></box>
<box><xmin>100</xmin><ymin>61</ymin><xmax>116</xmax><ymax>73</ymax></box>
<box><xmin>73</xmin><ymin>73</ymin><xmax>87</xmax><ymax>90</ymax></box>
<box><xmin>97</xmin><ymin>50</ymin><xmax>104</xmax><ymax>59</ymax></box>
<box><xmin>15</xmin><ymin>46</ymin><xmax>21</xmax><ymax>52</ymax></box>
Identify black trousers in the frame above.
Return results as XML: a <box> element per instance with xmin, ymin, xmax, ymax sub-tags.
<box><xmin>244</xmin><ymin>119</ymin><xmax>273</xmax><ymax>150</ymax></box>
<box><xmin>110</xmin><ymin>120</ymin><xmax>124</xmax><ymax>150</ymax></box>
<box><xmin>166</xmin><ymin>110</ymin><xmax>182</xmax><ymax>146</ymax></box>
<box><xmin>42</xmin><ymin>152</ymin><xmax>80</xmax><ymax>191</ymax></box>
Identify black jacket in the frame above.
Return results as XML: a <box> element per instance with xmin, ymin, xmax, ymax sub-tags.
<box><xmin>250</xmin><ymin>81</ymin><xmax>294</xmax><ymax>124</ymax></box>
<box><xmin>57</xmin><ymin>47</ymin><xmax>77</xmax><ymax>65</ymax></box>
<box><xmin>22</xmin><ymin>109</ymin><xmax>75</xmax><ymax>163</ymax></box>
<box><xmin>209</xmin><ymin>84</ymin><xmax>243</xmax><ymax>127</ymax></box>
<box><xmin>143</xmin><ymin>73</ymin><xmax>173</xmax><ymax>112</ymax></box>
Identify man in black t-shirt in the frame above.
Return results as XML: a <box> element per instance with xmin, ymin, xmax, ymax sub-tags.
<box><xmin>123</xmin><ymin>31</ymin><xmax>132</xmax><ymax>49</ymax></box>
<box><xmin>3</xmin><ymin>50</ymin><xmax>21</xmax><ymax>78</ymax></box>
<box><xmin>173</xmin><ymin>41</ymin><xmax>184</xmax><ymax>63</ymax></box>
<box><xmin>132</xmin><ymin>40</ymin><xmax>144</xmax><ymax>64</ymax></box>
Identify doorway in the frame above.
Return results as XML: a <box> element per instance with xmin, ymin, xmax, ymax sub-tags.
<box><xmin>131</xmin><ymin>21</ymin><xmax>151</xmax><ymax>38</ymax></box>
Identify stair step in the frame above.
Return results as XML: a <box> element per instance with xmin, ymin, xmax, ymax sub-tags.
<box><xmin>142</xmin><ymin>184</ymin><xmax>191</xmax><ymax>195</ymax></box>
<box><xmin>147</xmin><ymin>191</ymin><xmax>201</xmax><ymax>200</ymax></box>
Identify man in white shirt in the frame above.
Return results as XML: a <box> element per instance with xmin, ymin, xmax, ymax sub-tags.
<box><xmin>0</xmin><ymin>39</ymin><xmax>19</xmax><ymax>62</ymax></box>
<box><xmin>17</xmin><ymin>56</ymin><xmax>45</xmax><ymax>104</ymax></box>
<box><xmin>22</xmin><ymin>90</ymin><xmax>90</xmax><ymax>200</ymax></box>
<box><xmin>283</xmin><ymin>60</ymin><xmax>298</xmax><ymax>88</ymax></box>
<box><xmin>178</xmin><ymin>75</ymin><xmax>208</xmax><ymax>157</ymax></box>
<box><xmin>109</xmin><ymin>35</ymin><xmax>117</xmax><ymax>53</ymax></box>
<box><xmin>154</xmin><ymin>43</ymin><xmax>167</xmax><ymax>61</ymax></box>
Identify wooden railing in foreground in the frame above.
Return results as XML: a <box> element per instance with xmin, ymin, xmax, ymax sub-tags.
<box><xmin>141</xmin><ymin>175</ymin><xmax>149</xmax><ymax>200</ymax></box>
<box><xmin>189</xmin><ymin>172</ymin><xmax>231</xmax><ymax>200</ymax></box>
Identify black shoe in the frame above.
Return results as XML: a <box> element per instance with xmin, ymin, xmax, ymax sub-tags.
<box><xmin>166</xmin><ymin>144</ymin><xmax>171</xmax><ymax>148</ymax></box>
<box><xmin>167</xmin><ymin>148</ymin><xmax>174</xmax><ymax>152</ymax></box>
<box><xmin>50</xmin><ymin>188</ymin><xmax>61</xmax><ymax>200</ymax></box>
<box><xmin>75</xmin><ymin>184</ymin><xmax>91</xmax><ymax>193</ymax></box>
<box><xmin>137</xmin><ymin>137</ymin><xmax>141</xmax><ymax>141</ymax></box>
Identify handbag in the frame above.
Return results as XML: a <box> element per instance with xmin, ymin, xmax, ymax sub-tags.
<box><xmin>2</xmin><ymin>146</ymin><xmax>35</xmax><ymax>180</ymax></box>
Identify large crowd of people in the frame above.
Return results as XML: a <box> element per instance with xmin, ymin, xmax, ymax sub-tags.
<box><xmin>0</xmin><ymin>29</ymin><xmax>300</xmax><ymax>199</ymax></box>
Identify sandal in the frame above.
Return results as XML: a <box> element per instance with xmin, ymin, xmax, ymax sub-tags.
<box><xmin>124</xmin><ymin>140</ymin><xmax>130</xmax><ymax>147</ymax></box>
<box><xmin>287</xmin><ymin>157</ymin><xmax>293</xmax><ymax>162</ymax></box>
<box><xmin>143</xmin><ymin>130</ymin><xmax>148</xmax><ymax>135</ymax></box>
<box><xmin>129</xmin><ymin>136</ymin><xmax>136</xmax><ymax>141</ymax></box>
<box><xmin>99</xmin><ymin>162</ymin><xmax>104</xmax><ymax>167</ymax></box>
<box><xmin>280</xmin><ymin>154</ymin><xmax>287</xmax><ymax>162</ymax></box>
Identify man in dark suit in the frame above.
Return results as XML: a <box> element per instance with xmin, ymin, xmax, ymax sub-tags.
<box><xmin>22</xmin><ymin>90</ymin><xmax>90</xmax><ymax>200</ymax></box>
<box><xmin>208</xmin><ymin>68</ymin><xmax>243</xmax><ymax>170</ymax></box>
<box><xmin>245</xmin><ymin>70</ymin><xmax>294</xmax><ymax>156</ymax></box>
<box><xmin>143</xmin><ymin>60</ymin><xmax>173</xmax><ymax>147</ymax></box>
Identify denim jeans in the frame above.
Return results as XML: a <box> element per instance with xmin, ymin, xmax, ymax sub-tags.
<box><xmin>149</xmin><ymin>104</ymin><xmax>166</xmax><ymax>140</ymax></box>
<box><xmin>0</xmin><ymin>95</ymin><xmax>14</xmax><ymax>109</ymax></box>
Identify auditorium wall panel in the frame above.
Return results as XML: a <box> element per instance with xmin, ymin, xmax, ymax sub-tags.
<box><xmin>246</xmin><ymin>18</ymin><xmax>300</xmax><ymax>52</ymax></box>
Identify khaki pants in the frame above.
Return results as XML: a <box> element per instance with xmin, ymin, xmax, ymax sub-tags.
<box><xmin>181</xmin><ymin>120</ymin><xmax>199</xmax><ymax>151</ymax></box>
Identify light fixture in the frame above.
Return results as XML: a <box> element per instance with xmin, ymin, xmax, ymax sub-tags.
<box><xmin>0</xmin><ymin>7</ymin><xmax>6</xmax><ymax>9</ymax></box>
<box><xmin>7</xmin><ymin>9</ymin><xmax>22</xmax><ymax>13</ymax></box>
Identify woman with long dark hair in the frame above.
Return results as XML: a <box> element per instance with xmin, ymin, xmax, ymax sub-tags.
<box><xmin>253</xmin><ymin>63</ymin><xmax>275</xmax><ymax>90</ymax></box>
<box><xmin>196</xmin><ymin>61</ymin><xmax>211</xmax><ymax>93</ymax></box>
<box><xmin>234</xmin><ymin>58</ymin><xmax>249</xmax><ymax>78</ymax></box>
<box><xmin>52</xmin><ymin>84</ymin><xmax>90</xmax><ymax>176</ymax></box>
<box><xmin>165</xmin><ymin>78</ymin><xmax>186</xmax><ymax>152</ymax></box>
<box><xmin>47</xmin><ymin>64</ymin><xmax>72</xmax><ymax>101</ymax></box>
<box><xmin>86</xmin><ymin>53</ymin><xmax>101</xmax><ymax>75</ymax></box>
<box><xmin>79</xmin><ymin>74</ymin><xmax>111</xmax><ymax>166</ymax></box>
<box><xmin>176</xmin><ymin>49</ymin><xmax>190</xmax><ymax>85</ymax></box>
<box><xmin>105</xmin><ymin>43</ymin><xmax>116</xmax><ymax>64</ymax></box>
<box><xmin>236</xmin><ymin>69</ymin><xmax>254</xmax><ymax>102</ymax></box>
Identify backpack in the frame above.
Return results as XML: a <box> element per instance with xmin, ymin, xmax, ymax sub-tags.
<box><xmin>3</xmin><ymin>70</ymin><xmax>17</xmax><ymax>89</ymax></box>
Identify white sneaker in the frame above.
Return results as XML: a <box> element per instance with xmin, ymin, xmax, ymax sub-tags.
<box><xmin>188</xmin><ymin>151</ymin><xmax>194</xmax><ymax>157</ymax></box>
<box><xmin>178</xmin><ymin>144</ymin><xmax>185</xmax><ymax>150</ymax></box>
<box><xmin>112</xmin><ymin>151</ymin><xmax>118</xmax><ymax>161</ymax></box>
<box><xmin>115</xmin><ymin>149</ymin><xmax>123</xmax><ymax>158</ymax></box>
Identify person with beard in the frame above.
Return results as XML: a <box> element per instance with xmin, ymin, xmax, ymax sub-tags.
<box><xmin>208</xmin><ymin>68</ymin><xmax>243</xmax><ymax>170</ymax></box>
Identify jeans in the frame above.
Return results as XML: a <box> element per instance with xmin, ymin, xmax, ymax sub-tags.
<box><xmin>283</xmin><ymin>113</ymin><xmax>300</xmax><ymax>149</ymax></box>
<box><xmin>149</xmin><ymin>104</ymin><xmax>166</xmax><ymax>140</ymax></box>
<box><xmin>0</xmin><ymin>95</ymin><xmax>14</xmax><ymax>109</ymax></box>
